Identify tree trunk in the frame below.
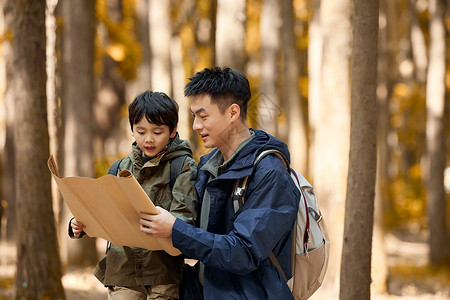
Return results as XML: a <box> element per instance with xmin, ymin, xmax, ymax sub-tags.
<box><xmin>258</xmin><ymin>0</ymin><xmax>280</xmax><ymax>136</ymax></box>
<box><xmin>171</xmin><ymin>36</ymin><xmax>190</xmax><ymax>140</ymax></box>
<box><xmin>215</xmin><ymin>0</ymin><xmax>246</xmax><ymax>69</ymax></box>
<box><xmin>307</xmin><ymin>0</ymin><xmax>322</xmax><ymax>182</ymax></box>
<box><xmin>126</xmin><ymin>0</ymin><xmax>151</xmax><ymax>105</ymax></box>
<box><xmin>94</xmin><ymin>0</ymin><xmax>126</xmax><ymax>159</ymax></box>
<box><xmin>340</xmin><ymin>0</ymin><xmax>379</xmax><ymax>299</ymax></box>
<box><xmin>409</xmin><ymin>0</ymin><xmax>427</xmax><ymax>83</ymax></box>
<box><xmin>46</xmin><ymin>0</ymin><xmax>62</xmax><ymax>225</ymax></box>
<box><xmin>371</xmin><ymin>0</ymin><xmax>392</xmax><ymax>292</ymax></box>
<box><xmin>280</xmin><ymin>0</ymin><xmax>308</xmax><ymax>173</ymax></box>
<box><xmin>425</xmin><ymin>0</ymin><xmax>449</xmax><ymax>266</ymax></box>
<box><xmin>60</xmin><ymin>0</ymin><xmax>97</xmax><ymax>267</ymax></box>
<box><xmin>149</xmin><ymin>0</ymin><xmax>172</xmax><ymax>94</ymax></box>
<box><xmin>0</xmin><ymin>0</ymin><xmax>16</xmax><ymax>241</ymax></box>
<box><xmin>310</xmin><ymin>0</ymin><xmax>352</xmax><ymax>294</ymax></box>
<box><xmin>12</xmin><ymin>0</ymin><xmax>65</xmax><ymax>298</ymax></box>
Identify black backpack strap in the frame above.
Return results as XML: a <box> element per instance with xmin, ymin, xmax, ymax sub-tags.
<box><xmin>170</xmin><ymin>155</ymin><xmax>187</xmax><ymax>192</ymax></box>
<box><xmin>108</xmin><ymin>158</ymin><xmax>124</xmax><ymax>176</ymax></box>
<box><xmin>105</xmin><ymin>157</ymin><xmax>124</xmax><ymax>254</ymax></box>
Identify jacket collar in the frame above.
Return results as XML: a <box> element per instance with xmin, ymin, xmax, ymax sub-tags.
<box><xmin>199</xmin><ymin>129</ymin><xmax>290</xmax><ymax>180</ymax></box>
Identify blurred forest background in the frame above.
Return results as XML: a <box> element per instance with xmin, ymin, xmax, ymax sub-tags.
<box><xmin>0</xmin><ymin>0</ymin><xmax>449</xmax><ymax>299</ymax></box>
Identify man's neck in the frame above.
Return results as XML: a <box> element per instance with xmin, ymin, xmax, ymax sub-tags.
<box><xmin>219</xmin><ymin>124</ymin><xmax>251</xmax><ymax>161</ymax></box>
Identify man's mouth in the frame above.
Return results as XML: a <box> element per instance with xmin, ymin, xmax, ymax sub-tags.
<box><xmin>200</xmin><ymin>134</ymin><xmax>209</xmax><ymax>140</ymax></box>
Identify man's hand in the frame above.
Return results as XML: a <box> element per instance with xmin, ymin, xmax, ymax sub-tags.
<box><xmin>140</xmin><ymin>207</ymin><xmax>176</xmax><ymax>239</ymax></box>
<box><xmin>71</xmin><ymin>218</ymin><xmax>86</xmax><ymax>238</ymax></box>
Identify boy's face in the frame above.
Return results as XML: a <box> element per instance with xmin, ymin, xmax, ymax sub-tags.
<box><xmin>190</xmin><ymin>94</ymin><xmax>233</xmax><ymax>150</ymax></box>
<box><xmin>131</xmin><ymin>117</ymin><xmax>176</xmax><ymax>158</ymax></box>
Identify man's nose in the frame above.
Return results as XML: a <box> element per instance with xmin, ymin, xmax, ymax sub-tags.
<box><xmin>192</xmin><ymin>117</ymin><xmax>202</xmax><ymax>131</ymax></box>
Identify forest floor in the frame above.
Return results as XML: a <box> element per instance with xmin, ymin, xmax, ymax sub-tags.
<box><xmin>0</xmin><ymin>225</ymin><xmax>449</xmax><ymax>299</ymax></box>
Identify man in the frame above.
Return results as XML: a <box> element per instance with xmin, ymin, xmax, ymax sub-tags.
<box><xmin>140</xmin><ymin>67</ymin><xmax>299</xmax><ymax>299</ymax></box>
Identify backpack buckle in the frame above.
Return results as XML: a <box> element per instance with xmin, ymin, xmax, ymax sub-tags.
<box><xmin>235</xmin><ymin>186</ymin><xmax>245</xmax><ymax>197</ymax></box>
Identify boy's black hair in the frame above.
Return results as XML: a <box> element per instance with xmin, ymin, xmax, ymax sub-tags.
<box><xmin>128</xmin><ymin>91</ymin><xmax>178</xmax><ymax>133</ymax></box>
<box><xmin>184</xmin><ymin>67</ymin><xmax>251</xmax><ymax>120</ymax></box>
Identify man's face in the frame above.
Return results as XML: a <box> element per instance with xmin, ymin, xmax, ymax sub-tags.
<box><xmin>131</xmin><ymin>117</ymin><xmax>176</xmax><ymax>158</ymax></box>
<box><xmin>190</xmin><ymin>94</ymin><xmax>232</xmax><ymax>150</ymax></box>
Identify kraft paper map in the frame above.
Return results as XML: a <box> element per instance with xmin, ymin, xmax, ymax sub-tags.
<box><xmin>48</xmin><ymin>155</ymin><xmax>181</xmax><ymax>256</ymax></box>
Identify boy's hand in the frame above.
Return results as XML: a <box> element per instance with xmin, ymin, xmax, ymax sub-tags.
<box><xmin>140</xmin><ymin>207</ymin><xmax>175</xmax><ymax>239</ymax></box>
<box><xmin>71</xmin><ymin>218</ymin><xmax>86</xmax><ymax>238</ymax></box>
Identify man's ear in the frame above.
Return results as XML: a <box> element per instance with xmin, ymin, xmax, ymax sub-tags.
<box><xmin>170</xmin><ymin>126</ymin><xmax>178</xmax><ymax>138</ymax></box>
<box><xmin>229</xmin><ymin>104</ymin><xmax>241</xmax><ymax>122</ymax></box>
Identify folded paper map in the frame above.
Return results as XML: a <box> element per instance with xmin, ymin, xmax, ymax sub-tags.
<box><xmin>48</xmin><ymin>155</ymin><xmax>181</xmax><ymax>256</ymax></box>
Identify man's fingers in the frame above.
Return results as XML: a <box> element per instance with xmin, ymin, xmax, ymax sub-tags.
<box><xmin>139</xmin><ymin>212</ymin><xmax>154</xmax><ymax>220</ymax></box>
<box><xmin>140</xmin><ymin>223</ymin><xmax>152</xmax><ymax>234</ymax></box>
<box><xmin>140</xmin><ymin>217</ymin><xmax>153</xmax><ymax>227</ymax></box>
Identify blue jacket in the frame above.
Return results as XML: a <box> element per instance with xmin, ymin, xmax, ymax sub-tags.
<box><xmin>172</xmin><ymin>130</ymin><xmax>299</xmax><ymax>299</ymax></box>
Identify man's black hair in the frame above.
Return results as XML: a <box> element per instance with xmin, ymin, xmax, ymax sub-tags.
<box><xmin>128</xmin><ymin>91</ymin><xmax>178</xmax><ymax>133</ymax></box>
<box><xmin>184</xmin><ymin>67</ymin><xmax>251</xmax><ymax>120</ymax></box>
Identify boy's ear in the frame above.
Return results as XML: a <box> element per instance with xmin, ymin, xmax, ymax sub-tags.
<box><xmin>229</xmin><ymin>104</ymin><xmax>241</xmax><ymax>122</ymax></box>
<box><xmin>170</xmin><ymin>126</ymin><xmax>177</xmax><ymax>138</ymax></box>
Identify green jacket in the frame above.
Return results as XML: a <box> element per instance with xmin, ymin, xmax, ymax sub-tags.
<box><xmin>94</xmin><ymin>134</ymin><xmax>198</xmax><ymax>287</ymax></box>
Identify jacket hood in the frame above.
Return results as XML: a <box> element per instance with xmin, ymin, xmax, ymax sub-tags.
<box><xmin>199</xmin><ymin>129</ymin><xmax>291</xmax><ymax>179</ymax></box>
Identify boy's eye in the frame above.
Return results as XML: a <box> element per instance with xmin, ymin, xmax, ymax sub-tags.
<box><xmin>137</xmin><ymin>131</ymin><xmax>145</xmax><ymax>135</ymax></box>
<box><xmin>154</xmin><ymin>132</ymin><xmax>162</xmax><ymax>135</ymax></box>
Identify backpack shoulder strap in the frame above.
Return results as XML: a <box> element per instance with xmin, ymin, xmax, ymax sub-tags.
<box><xmin>105</xmin><ymin>157</ymin><xmax>124</xmax><ymax>254</ymax></box>
<box><xmin>108</xmin><ymin>158</ymin><xmax>124</xmax><ymax>176</ymax></box>
<box><xmin>170</xmin><ymin>155</ymin><xmax>187</xmax><ymax>191</ymax></box>
<box><xmin>233</xmin><ymin>149</ymin><xmax>289</xmax><ymax>215</ymax></box>
<box><xmin>232</xmin><ymin>149</ymin><xmax>294</xmax><ymax>283</ymax></box>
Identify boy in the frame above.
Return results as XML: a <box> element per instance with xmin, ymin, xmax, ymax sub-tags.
<box><xmin>69</xmin><ymin>91</ymin><xmax>198</xmax><ymax>300</ymax></box>
<box><xmin>140</xmin><ymin>67</ymin><xmax>299</xmax><ymax>299</ymax></box>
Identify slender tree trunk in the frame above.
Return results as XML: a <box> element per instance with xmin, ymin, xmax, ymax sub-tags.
<box><xmin>149</xmin><ymin>0</ymin><xmax>172</xmax><ymax>94</ymax></box>
<box><xmin>0</xmin><ymin>0</ymin><xmax>16</xmax><ymax>241</ymax></box>
<box><xmin>209</xmin><ymin>0</ymin><xmax>217</xmax><ymax>66</ymax></box>
<box><xmin>307</xmin><ymin>0</ymin><xmax>322</xmax><ymax>182</ymax></box>
<box><xmin>371</xmin><ymin>0</ymin><xmax>392</xmax><ymax>292</ymax></box>
<box><xmin>94</xmin><ymin>0</ymin><xmax>126</xmax><ymax>159</ymax></box>
<box><xmin>60</xmin><ymin>0</ymin><xmax>97</xmax><ymax>267</ymax></box>
<box><xmin>409</xmin><ymin>0</ymin><xmax>427</xmax><ymax>83</ymax></box>
<box><xmin>340</xmin><ymin>0</ymin><xmax>379</xmax><ymax>299</ymax></box>
<box><xmin>215</xmin><ymin>0</ymin><xmax>246</xmax><ymax>69</ymax></box>
<box><xmin>126</xmin><ymin>0</ymin><xmax>151</xmax><ymax>104</ymax></box>
<box><xmin>425</xmin><ymin>0</ymin><xmax>449</xmax><ymax>266</ymax></box>
<box><xmin>310</xmin><ymin>0</ymin><xmax>352</xmax><ymax>294</ymax></box>
<box><xmin>280</xmin><ymin>0</ymin><xmax>307</xmax><ymax>173</ymax></box>
<box><xmin>12</xmin><ymin>0</ymin><xmax>65</xmax><ymax>298</ymax></box>
<box><xmin>171</xmin><ymin>37</ymin><xmax>190</xmax><ymax>140</ymax></box>
<box><xmin>46</xmin><ymin>0</ymin><xmax>61</xmax><ymax>225</ymax></box>
<box><xmin>258</xmin><ymin>0</ymin><xmax>280</xmax><ymax>136</ymax></box>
